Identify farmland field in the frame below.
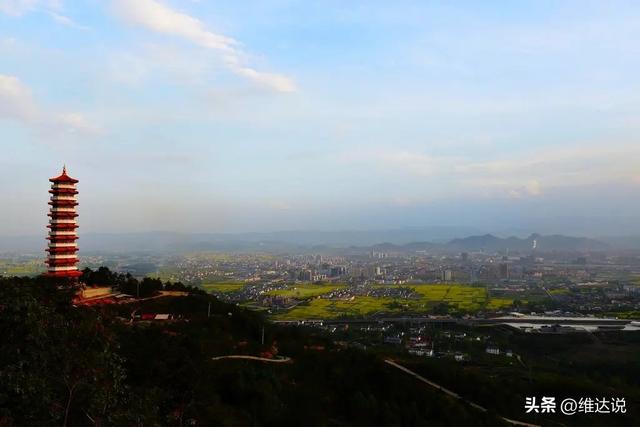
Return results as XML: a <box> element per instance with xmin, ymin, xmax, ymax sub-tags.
<box><xmin>265</xmin><ymin>283</ymin><xmax>345</xmax><ymax>298</ymax></box>
<box><xmin>411</xmin><ymin>284</ymin><xmax>488</xmax><ymax>311</ymax></box>
<box><xmin>273</xmin><ymin>284</ymin><xmax>515</xmax><ymax>320</ymax></box>
<box><xmin>485</xmin><ymin>298</ymin><xmax>515</xmax><ymax>310</ymax></box>
<box><xmin>275</xmin><ymin>296</ymin><xmax>396</xmax><ymax>320</ymax></box>
<box><xmin>0</xmin><ymin>260</ymin><xmax>44</xmax><ymax>277</ymax></box>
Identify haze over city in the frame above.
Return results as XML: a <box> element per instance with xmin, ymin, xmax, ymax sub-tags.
<box><xmin>2</xmin><ymin>0</ymin><xmax>640</xmax><ymax>236</ymax></box>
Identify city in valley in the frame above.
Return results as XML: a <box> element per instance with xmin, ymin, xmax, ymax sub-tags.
<box><xmin>133</xmin><ymin>243</ymin><xmax>640</xmax><ymax>326</ymax></box>
<box><xmin>5</xmin><ymin>235</ymin><xmax>640</xmax><ymax>327</ymax></box>
<box><xmin>3</xmin><ymin>1</ymin><xmax>640</xmax><ymax>426</ymax></box>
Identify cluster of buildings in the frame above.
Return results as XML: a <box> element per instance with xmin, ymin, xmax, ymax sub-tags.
<box><xmin>312</xmin><ymin>321</ymin><xmax>519</xmax><ymax>363</ymax></box>
<box><xmin>149</xmin><ymin>247</ymin><xmax>640</xmax><ymax>291</ymax></box>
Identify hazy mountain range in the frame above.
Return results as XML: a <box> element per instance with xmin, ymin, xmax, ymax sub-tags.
<box><xmin>365</xmin><ymin>233</ymin><xmax>609</xmax><ymax>254</ymax></box>
<box><xmin>0</xmin><ymin>228</ymin><xmax>634</xmax><ymax>255</ymax></box>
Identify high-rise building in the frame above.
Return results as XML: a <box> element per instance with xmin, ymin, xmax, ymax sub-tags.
<box><xmin>298</xmin><ymin>269</ymin><xmax>313</xmax><ymax>281</ymax></box>
<box><xmin>499</xmin><ymin>263</ymin><xmax>510</xmax><ymax>280</ymax></box>
<box><xmin>441</xmin><ymin>269</ymin><xmax>453</xmax><ymax>281</ymax></box>
<box><xmin>45</xmin><ymin>166</ymin><xmax>81</xmax><ymax>278</ymax></box>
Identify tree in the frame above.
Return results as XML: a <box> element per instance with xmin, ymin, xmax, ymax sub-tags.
<box><xmin>0</xmin><ymin>278</ymin><xmax>132</xmax><ymax>426</ymax></box>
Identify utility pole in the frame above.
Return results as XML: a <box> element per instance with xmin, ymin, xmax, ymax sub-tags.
<box><xmin>207</xmin><ymin>302</ymin><xmax>211</xmax><ymax>318</ymax></box>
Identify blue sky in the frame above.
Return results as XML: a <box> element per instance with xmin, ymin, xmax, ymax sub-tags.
<box><xmin>1</xmin><ymin>0</ymin><xmax>640</xmax><ymax>236</ymax></box>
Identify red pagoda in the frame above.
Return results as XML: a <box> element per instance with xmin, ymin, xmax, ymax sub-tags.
<box><xmin>45</xmin><ymin>166</ymin><xmax>82</xmax><ymax>278</ymax></box>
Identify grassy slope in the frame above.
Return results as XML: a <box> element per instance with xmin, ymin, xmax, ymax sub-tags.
<box><xmin>202</xmin><ymin>282</ymin><xmax>247</xmax><ymax>293</ymax></box>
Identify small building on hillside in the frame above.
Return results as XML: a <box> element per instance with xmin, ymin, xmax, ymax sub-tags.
<box><xmin>486</xmin><ymin>346</ymin><xmax>500</xmax><ymax>355</ymax></box>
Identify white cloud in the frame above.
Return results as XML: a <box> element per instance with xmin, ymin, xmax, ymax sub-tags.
<box><xmin>525</xmin><ymin>180</ymin><xmax>542</xmax><ymax>196</ymax></box>
<box><xmin>343</xmin><ymin>142</ymin><xmax>639</xmax><ymax>199</ymax></box>
<box><xmin>113</xmin><ymin>0</ymin><xmax>235</xmax><ymax>51</ymax></box>
<box><xmin>111</xmin><ymin>0</ymin><xmax>296</xmax><ymax>92</ymax></box>
<box><xmin>232</xmin><ymin>66</ymin><xmax>296</xmax><ymax>93</ymax></box>
<box><xmin>0</xmin><ymin>1</ymin><xmax>88</xmax><ymax>29</ymax></box>
<box><xmin>508</xmin><ymin>180</ymin><xmax>543</xmax><ymax>199</ymax></box>
<box><xmin>0</xmin><ymin>74</ymin><xmax>99</xmax><ymax>135</ymax></box>
<box><xmin>0</xmin><ymin>74</ymin><xmax>37</xmax><ymax>120</ymax></box>
<box><xmin>48</xmin><ymin>11</ymin><xmax>89</xmax><ymax>30</ymax></box>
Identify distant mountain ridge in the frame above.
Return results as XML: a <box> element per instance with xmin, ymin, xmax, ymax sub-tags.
<box><xmin>445</xmin><ymin>233</ymin><xmax>609</xmax><ymax>252</ymax></box>
<box><xmin>0</xmin><ymin>227</ymin><xmax>479</xmax><ymax>253</ymax></box>
<box><xmin>362</xmin><ymin>233</ymin><xmax>608</xmax><ymax>254</ymax></box>
<box><xmin>0</xmin><ymin>230</ymin><xmax>615</xmax><ymax>254</ymax></box>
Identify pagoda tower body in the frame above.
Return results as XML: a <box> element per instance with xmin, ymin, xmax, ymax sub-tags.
<box><xmin>45</xmin><ymin>166</ymin><xmax>81</xmax><ymax>278</ymax></box>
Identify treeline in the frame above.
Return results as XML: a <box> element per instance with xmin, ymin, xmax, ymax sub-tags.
<box><xmin>0</xmin><ymin>277</ymin><xmax>136</xmax><ymax>425</ymax></box>
<box><xmin>81</xmin><ymin>266</ymin><xmax>204</xmax><ymax>298</ymax></box>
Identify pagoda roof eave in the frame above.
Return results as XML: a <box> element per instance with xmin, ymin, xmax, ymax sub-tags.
<box><xmin>49</xmin><ymin>166</ymin><xmax>79</xmax><ymax>184</ymax></box>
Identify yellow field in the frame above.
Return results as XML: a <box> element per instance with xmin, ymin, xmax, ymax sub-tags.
<box><xmin>275</xmin><ymin>296</ymin><xmax>396</xmax><ymax>320</ymax></box>
<box><xmin>486</xmin><ymin>298</ymin><xmax>515</xmax><ymax>310</ymax></box>
<box><xmin>265</xmin><ymin>283</ymin><xmax>346</xmax><ymax>298</ymax></box>
<box><xmin>273</xmin><ymin>284</ymin><xmax>514</xmax><ymax>319</ymax></box>
<box><xmin>411</xmin><ymin>284</ymin><xmax>488</xmax><ymax>311</ymax></box>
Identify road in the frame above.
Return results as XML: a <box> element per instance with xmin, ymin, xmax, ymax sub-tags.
<box><xmin>211</xmin><ymin>355</ymin><xmax>292</xmax><ymax>363</ymax></box>
<box><xmin>274</xmin><ymin>315</ymin><xmax>631</xmax><ymax>326</ymax></box>
<box><xmin>384</xmin><ymin>359</ymin><xmax>540</xmax><ymax>427</ymax></box>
